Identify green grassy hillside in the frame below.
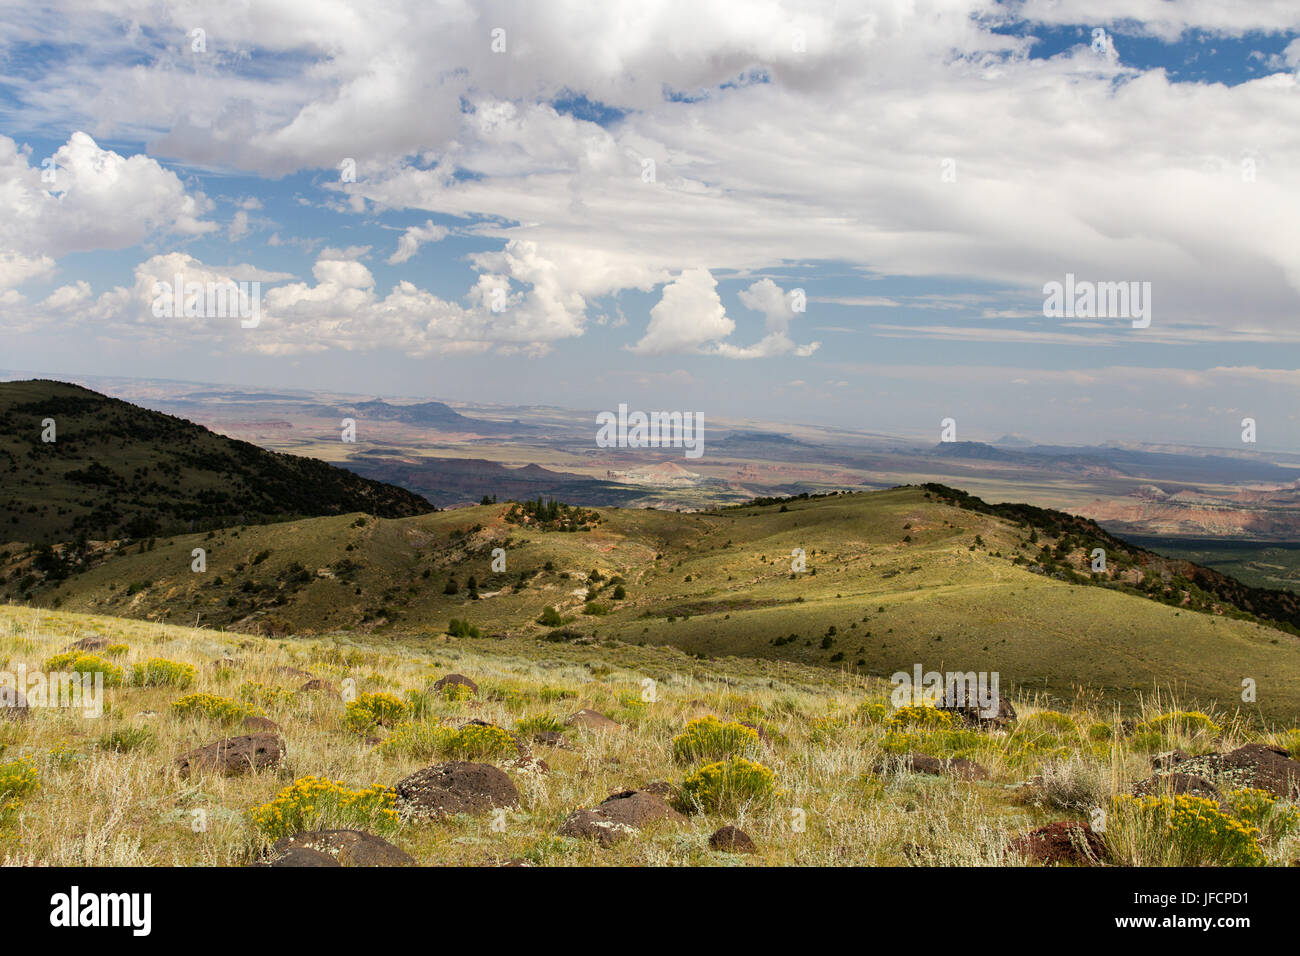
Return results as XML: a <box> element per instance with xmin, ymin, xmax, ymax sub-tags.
<box><xmin>9</xmin><ymin>486</ymin><xmax>1300</xmax><ymax>722</ymax></box>
<box><xmin>0</xmin><ymin>379</ymin><xmax>434</xmax><ymax>544</ymax></box>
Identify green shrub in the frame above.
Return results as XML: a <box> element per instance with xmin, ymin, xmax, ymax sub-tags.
<box><xmin>516</xmin><ymin>714</ymin><xmax>564</xmax><ymax>735</ymax></box>
<box><xmin>1019</xmin><ymin>710</ymin><xmax>1076</xmax><ymax>735</ymax></box>
<box><xmin>97</xmin><ymin>727</ymin><xmax>153</xmax><ymax>753</ymax></box>
<box><xmin>538</xmin><ymin>606</ymin><xmax>563</xmax><ymax>627</ymax></box>
<box><xmin>671</xmin><ymin>715</ymin><xmax>761</xmax><ymax>764</ymax></box>
<box><xmin>132</xmin><ymin>658</ymin><xmax>196</xmax><ymax>689</ymax></box>
<box><xmin>447</xmin><ymin>618</ymin><xmax>480</xmax><ymax>638</ymax></box>
<box><xmin>679</xmin><ymin>757</ymin><xmax>777</xmax><ymax>813</ymax></box>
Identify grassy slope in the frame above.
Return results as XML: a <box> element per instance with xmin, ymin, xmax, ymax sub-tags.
<box><xmin>15</xmin><ymin>487</ymin><xmax>1300</xmax><ymax>722</ymax></box>
<box><xmin>2</xmin><ymin>604</ymin><xmax>1295</xmax><ymax>866</ymax></box>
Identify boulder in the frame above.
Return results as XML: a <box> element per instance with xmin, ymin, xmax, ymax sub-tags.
<box><xmin>936</xmin><ymin>695</ymin><xmax>1017</xmax><ymax>730</ymax></box>
<box><xmin>175</xmin><ymin>732</ymin><xmax>284</xmax><ymax>777</ymax></box>
<box><xmin>875</xmin><ymin>751</ymin><xmax>989</xmax><ymax>781</ymax></box>
<box><xmin>299</xmin><ymin>678</ymin><xmax>338</xmax><ymax>695</ymax></box>
<box><xmin>255</xmin><ymin>846</ymin><xmax>341</xmax><ymax>867</ymax></box>
<box><xmin>67</xmin><ymin>635</ymin><xmax>109</xmax><ymax>651</ymax></box>
<box><xmin>565</xmin><ymin>709</ymin><xmax>620</xmax><ymax>731</ymax></box>
<box><xmin>595</xmin><ymin>789</ymin><xmax>685</xmax><ymax>826</ymax></box>
<box><xmin>394</xmin><ymin>761</ymin><xmax>519</xmax><ymax>817</ymax></box>
<box><xmin>709</xmin><ymin>825</ymin><xmax>757</xmax><ymax>854</ymax></box>
<box><xmin>0</xmin><ymin>686</ymin><xmax>29</xmax><ymax>720</ymax></box>
<box><xmin>1132</xmin><ymin>772</ymin><xmax>1222</xmax><ymax>800</ymax></box>
<box><xmin>558</xmin><ymin>809</ymin><xmax>636</xmax><ymax>847</ymax></box>
<box><xmin>1009</xmin><ymin>822</ymin><xmax>1108</xmax><ymax>866</ymax></box>
<box><xmin>557</xmin><ymin>787</ymin><xmax>684</xmax><ymax>847</ymax></box>
<box><xmin>432</xmin><ymin>673</ymin><xmax>478</xmax><ymax>696</ymax></box>
<box><xmin>268</xmin><ymin>829</ymin><xmax>414</xmax><ymax>866</ymax></box>
<box><xmin>1151</xmin><ymin>749</ymin><xmax>1191</xmax><ymax>770</ymax></box>
<box><xmin>1218</xmin><ymin>744</ymin><xmax>1300</xmax><ymax>799</ymax></box>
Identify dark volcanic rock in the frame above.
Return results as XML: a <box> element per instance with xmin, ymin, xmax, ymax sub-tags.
<box><xmin>875</xmin><ymin>751</ymin><xmax>989</xmax><ymax>781</ymax></box>
<box><xmin>566</xmin><ymin>709</ymin><xmax>620</xmax><ymax>731</ymax></box>
<box><xmin>1132</xmin><ymin>772</ymin><xmax>1222</xmax><ymax>800</ymax></box>
<box><xmin>268</xmin><ymin>829</ymin><xmax>414</xmax><ymax>866</ymax></box>
<box><xmin>558</xmin><ymin>787</ymin><xmax>685</xmax><ymax>846</ymax></box>
<box><xmin>0</xmin><ymin>686</ymin><xmax>29</xmax><ymax>720</ymax></box>
<box><xmin>709</xmin><ymin>825</ymin><xmax>757</xmax><ymax>854</ymax></box>
<box><xmin>1009</xmin><ymin>822</ymin><xmax>1108</xmax><ymax>866</ymax></box>
<box><xmin>394</xmin><ymin>761</ymin><xmax>519</xmax><ymax>817</ymax></box>
<box><xmin>299</xmin><ymin>678</ymin><xmax>338</xmax><ymax>695</ymax></box>
<box><xmin>1218</xmin><ymin>744</ymin><xmax>1300</xmax><ymax>799</ymax></box>
<box><xmin>936</xmin><ymin>695</ymin><xmax>1017</xmax><ymax>730</ymax></box>
<box><xmin>595</xmin><ymin>789</ymin><xmax>685</xmax><ymax>826</ymax></box>
<box><xmin>255</xmin><ymin>846</ymin><xmax>341</xmax><ymax>867</ymax></box>
<box><xmin>176</xmin><ymin>732</ymin><xmax>284</xmax><ymax>777</ymax></box>
<box><xmin>432</xmin><ymin>673</ymin><xmax>478</xmax><ymax>695</ymax></box>
<box><xmin>67</xmin><ymin>635</ymin><xmax>109</xmax><ymax>651</ymax></box>
<box><xmin>558</xmin><ymin>809</ymin><xmax>635</xmax><ymax>847</ymax></box>
<box><xmin>1151</xmin><ymin>749</ymin><xmax>1192</xmax><ymax>771</ymax></box>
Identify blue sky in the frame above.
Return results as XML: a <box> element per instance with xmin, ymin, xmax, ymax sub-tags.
<box><xmin>2</xmin><ymin>1</ymin><xmax>1300</xmax><ymax>449</ymax></box>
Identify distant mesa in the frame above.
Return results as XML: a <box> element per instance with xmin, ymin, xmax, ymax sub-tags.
<box><xmin>932</xmin><ymin>441</ymin><xmax>1022</xmax><ymax>462</ymax></box>
<box><xmin>343</xmin><ymin>399</ymin><xmax>529</xmax><ymax>435</ymax></box>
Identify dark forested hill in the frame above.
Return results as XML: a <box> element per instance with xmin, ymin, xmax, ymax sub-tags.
<box><xmin>0</xmin><ymin>380</ymin><xmax>435</xmax><ymax>543</ymax></box>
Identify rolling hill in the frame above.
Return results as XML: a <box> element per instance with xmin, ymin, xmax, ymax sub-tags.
<box><xmin>0</xmin><ymin>379</ymin><xmax>435</xmax><ymax>543</ymax></box>
<box><xmin>9</xmin><ymin>483</ymin><xmax>1300</xmax><ymax>722</ymax></box>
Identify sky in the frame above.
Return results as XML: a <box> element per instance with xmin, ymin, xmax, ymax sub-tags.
<box><xmin>2</xmin><ymin>1</ymin><xmax>1300</xmax><ymax>449</ymax></box>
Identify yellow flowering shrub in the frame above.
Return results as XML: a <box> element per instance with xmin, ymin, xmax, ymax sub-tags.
<box><xmin>439</xmin><ymin>723</ymin><xmax>517</xmax><ymax>760</ymax></box>
<box><xmin>238</xmin><ymin>681</ymin><xmax>294</xmax><ymax>709</ymax></box>
<box><xmin>1108</xmin><ymin>794</ymin><xmax>1264</xmax><ymax>867</ymax></box>
<box><xmin>374</xmin><ymin>722</ymin><xmax>447</xmax><ymax>760</ymax></box>
<box><xmin>1225</xmin><ymin>788</ymin><xmax>1300</xmax><ymax>842</ymax></box>
<box><xmin>0</xmin><ymin>757</ymin><xmax>38</xmax><ymax>826</ymax></box>
<box><xmin>855</xmin><ymin>700</ymin><xmax>890</xmax><ymax>723</ymax></box>
<box><xmin>249</xmin><ymin>776</ymin><xmax>400</xmax><ymax>840</ymax></box>
<box><xmin>104</xmin><ymin>643</ymin><xmax>129</xmax><ymax>657</ymax></box>
<box><xmin>171</xmin><ymin>693</ymin><xmax>259</xmax><ymax>724</ymax></box>
<box><xmin>671</xmin><ymin>715</ymin><xmax>761</xmax><ymax>764</ymax></box>
<box><xmin>886</xmin><ymin>704</ymin><xmax>955</xmax><ymax>731</ymax></box>
<box><xmin>344</xmin><ymin>691</ymin><xmax>409</xmax><ymax>733</ymax></box>
<box><xmin>132</xmin><ymin>658</ymin><xmax>196</xmax><ymax>688</ymax></box>
<box><xmin>679</xmin><ymin>757</ymin><xmax>777</xmax><ymax>813</ymax></box>
<box><xmin>43</xmin><ymin>652</ymin><xmax>123</xmax><ymax>686</ymax></box>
